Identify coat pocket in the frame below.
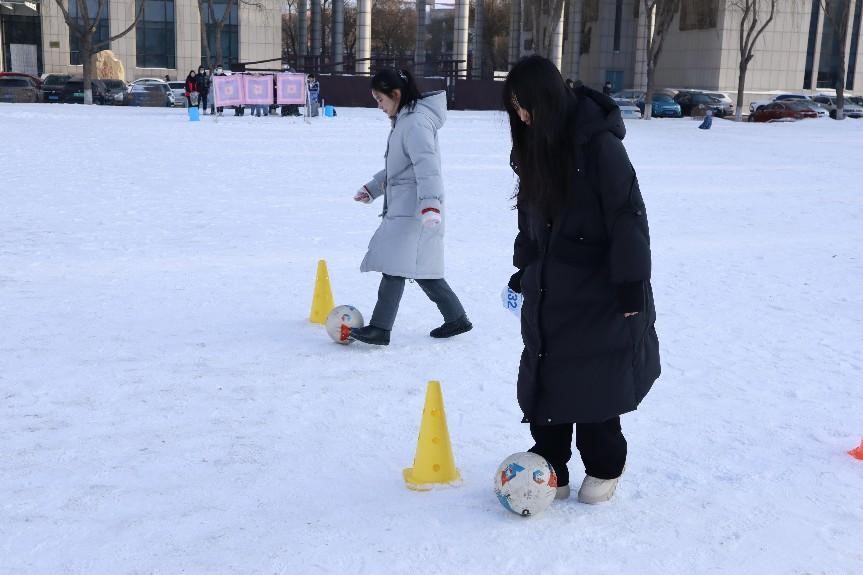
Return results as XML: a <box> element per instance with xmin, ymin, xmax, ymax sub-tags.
<box><xmin>552</xmin><ymin>234</ymin><xmax>607</xmax><ymax>268</ymax></box>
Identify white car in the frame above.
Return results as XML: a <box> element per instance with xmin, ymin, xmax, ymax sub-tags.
<box><xmin>618</xmin><ymin>103</ymin><xmax>643</xmax><ymax>119</ymax></box>
<box><xmin>167</xmin><ymin>81</ymin><xmax>187</xmax><ymax>107</ymax></box>
<box><xmin>129</xmin><ymin>78</ymin><xmax>177</xmax><ymax>106</ymax></box>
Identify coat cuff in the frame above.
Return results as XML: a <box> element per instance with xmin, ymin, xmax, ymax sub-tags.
<box><xmin>508</xmin><ymin>270</ymin><xmax>524</xmax><ymax>293</ymax></box>
<box><xmin>617</xmin><ymin>281</ymin><xmax>644</xmax><ymax>313</ymax></box>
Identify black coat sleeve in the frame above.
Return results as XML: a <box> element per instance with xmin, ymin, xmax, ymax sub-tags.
<box><xmin>509</xmin><ymin>148</ymin><xmax>537</xmax><ymax>294</ymax></box>
<box><xmin>592</xmin><ymin>132</ymin><xmax>652</xmax><ymax>311</ymax></box>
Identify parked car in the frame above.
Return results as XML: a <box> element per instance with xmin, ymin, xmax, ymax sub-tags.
<box><xmin>100</xmin><ymin>79</ymin><xmax>128</xmax><ymax>105</ymax></box>
<box><xmin>848</xmin><ymin>95</ymin><xmax>863</xmax><ymax>106</ymax></box>
<box><xmin>674</xmin><ymin>90</ymin><xmax>733</xmax><ymax>117</ymax></box>
<box><xmin>0</xmin><ymin>76</ymin><xmax>42</xmax><ymax>103</ymax></box>
<box><xmin>636</xmin><ymin>93</ymin><xmax>682</xmax><ymax>118</ymax></box>
<box><xmin>60</xmin><ymin>78</ymin><xmax>108</xmax><ymax>104</ymax></box>
<box><xmin>750</xmin><ymin>93</ymin><xmax>811</xmax><ymax>113</ymax></box>
<box><xmin>810</xmin><ymin>94</ymin><xmax>863</xmax><ymax>118</ymax></box>
<box><xmin>167</xmin><ymin>81</ymin><xmax>187</xmax><ymax>106</ymax></box>
<box><xmin>611</xmin><ymin>89</ymin><xmax>644</xmax><ymax>105</ymax></box>
<box><xmin>705</xmin><ymin>92</ymin><xmax>735</xmax><ymax>114</ymax></box>
<box><xmin>125</xmin><ymin>83</ymin><xmax>173</xmax><ymax>107</ymax></box>
<box><xmin>129</xmin><ymin>78</ymin><xmax>176</xmax><ymax>106</ymax></box>
<box><xmin>0</xmin><ymin>71</ymin><xmax>42</xmax><ymax>89</ymax></box>
<box><xmin>41</xmin><ymin>74</ymin><xmax>72</xmax><ymax>102</ymax></box>
<box><xmin>749</xmin><ymin>101</ymin><xmax>818</xmax><ymax>122</ymax></box>
<box><xmin>618</xmin><ymin>103</ymin><xmax>642</xmax><ymax>119</ymax></box>
<box><xmin>804</xmin><ymin>101</ymin><xmax>830</xmax><ymax>118</ymax></box>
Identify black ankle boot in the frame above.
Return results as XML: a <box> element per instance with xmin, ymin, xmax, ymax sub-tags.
<box><xmin>349</xmin><ymin>325</ymin><xmax>391</xmax><ymax>346</ymax></box>
<box><xmin>430</xmin><ymin>315</ymin><xmax>473</xmax><ymax>339</ymax></box>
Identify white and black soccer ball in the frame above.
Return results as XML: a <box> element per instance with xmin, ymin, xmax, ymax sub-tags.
<box><xmin>494</xmin><ymin>452</ymin><xmax>558</xmax><ymax>517</ymax></box>
<box><xmin>325</xmin><ymin>305</ymin><xmax>364</xmax><ymax>344</ymax></box>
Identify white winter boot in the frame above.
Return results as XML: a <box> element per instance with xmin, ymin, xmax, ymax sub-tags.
<box><xmin>577</xmin><ymin>475</ymin><xmax>620</xmax><ymax>504</ymax></box>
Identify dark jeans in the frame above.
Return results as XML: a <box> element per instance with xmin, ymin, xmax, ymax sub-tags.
<box><xmin>199</xmin><ymin>92</ymin><xmax>208</xmax><ymax>111</ymax></box>
<box><xmin>529</xmin><ymin>417</ymin><xmax>627</xmax><ymax>487</ymax></box>
<box><xmin>370</xmin><ymin>274</ymin><xmax>466</xmax><ymax>331</ymax></box>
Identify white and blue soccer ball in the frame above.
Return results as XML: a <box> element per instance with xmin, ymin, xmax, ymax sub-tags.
<box><xmin>494</xmin><ymin>452</ymin><xmax>558</xmax><ymax>517</ymax></box>
<box><xmin>325</xmin><ymin>305</ymin><xmax>364</xmax><ymax>344</ymax></box>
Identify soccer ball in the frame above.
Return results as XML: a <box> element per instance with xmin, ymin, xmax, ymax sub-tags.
<box><xmin>494</xmin><ymin>452</ymin><xmax>558</xmax><ymax>517</ymax></box>
<box><xmin>325</xmin><ymin>305</ymin><xmax>364</xmax><ymax>344</ymax></box>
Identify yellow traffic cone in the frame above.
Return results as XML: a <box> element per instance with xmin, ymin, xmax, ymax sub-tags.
<box><xmin>309</xmin><ymin>259</ymin><xmax>335</xmax><ymax>325</ymax></box>
<box><xmin>403</xmin><ymin>380</ymin><xmax>461</xmax><ymax>490</ymax></box>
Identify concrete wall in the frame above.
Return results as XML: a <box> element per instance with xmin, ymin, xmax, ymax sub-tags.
<box><xmin>652</xmin><ymin>3</ymin><xmax>725</xmax><ymax>91</ymax></box>
<box><xmin>578</xmin><ymin>0</ymin><xmax>642</xmax><ymax>90</ymax></box>
<box><xmin>716</xmin><ymin>0</ymin><xmax>813</xmax><ymax>93</ymax></box>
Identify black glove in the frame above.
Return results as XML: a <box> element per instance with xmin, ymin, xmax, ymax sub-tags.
<box><xmin>508</xmin><ymin>269</ymin><xmax>524</xmax><ymax>294</ymax></box>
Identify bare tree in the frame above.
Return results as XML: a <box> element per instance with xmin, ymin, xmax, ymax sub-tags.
<box><xmin>730</xmin><ymin>0</ymin><xmax>777</xmax><ymax>121</ymax></box>
<box><xmin>531</xmin><ymin>0</ymin><xmax>566</xmax><ymax>58</ymax></box>
<box><xmin>372</xmin><ymin>0</ymin><xmax>416</xmax><ymax>58</ymax></box>
<box><xmin>641</xmin><ymin>0</ymin><xmax>676</xmax><ymax>120</ymax></box>
<box><xmin>282</xmin><ymin>0</ymin><xmax>298</xmax><ymax>63</ymax></box>
<box><xmin>198</xmin><ymin>0</ymin><xmax>239</xmax><ymax>69</ymax></box>
<box><xmin>820</xmin><ymin>0</ymin><xmax>852</xmax><ymax>120</ymax></box>
<box><xmin>478</xmin><ymin>0</ymin><xmax>511</xmax><ymax>77</ymax></box>
<box><xmin>53</xmin><ymin>0</ymin><xmax>144</xmax><ymax>104</ymax></box>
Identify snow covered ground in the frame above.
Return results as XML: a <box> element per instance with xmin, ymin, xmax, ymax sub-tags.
<box><xmin>1</xmin><ymin>103</ymin><xmax>862</xmax><ymax>575</ymax></box>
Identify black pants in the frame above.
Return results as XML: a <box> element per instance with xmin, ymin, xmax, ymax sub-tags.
<box><xmin>370</xmin><ymin>274</ymin><xmax>466</xmax><ymax>331</ymax></box>
<box><xmin>529</xmin><ymin>417</ymin><xmax>626</xmax><ymax>487</ymax></box>
<box><xmin>199</xmin><ymin>92</ymin><xmax>208</xmax><ymax>111</ymax></box>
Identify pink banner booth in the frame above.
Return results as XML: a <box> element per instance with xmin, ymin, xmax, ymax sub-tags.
<box><xmin>212</xmin><ymin>75</ymin><xmax>244</xmax><ymax>107</ymax></box>
<box><xmin>277</xmin><ymin>73</ymin><xmax>307</xmax><ymax>105</ymax></box>
<box><xmin>243</xmin><ymin>75</ymin><xmax>274</xmax><ymax>105</ymax></box>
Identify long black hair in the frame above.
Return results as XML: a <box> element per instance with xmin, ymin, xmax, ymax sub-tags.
<box><xmin>371</xmin><ymin>68</ymin><xmax>422</xmax><ymax>114</ymax></box>
<box><xmin>503</xmin><ymin>55</ymin><xmax>573</xmax><ymax>216</ymax></box>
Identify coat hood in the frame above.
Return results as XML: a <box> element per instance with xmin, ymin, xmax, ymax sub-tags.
<box><xmin>398</xmin><ymin>90</ymin><xmax>447</xmax><ymax>129</ymax></box>
<box><xmin>568</xmin><ymin>84</ymin><xmax>626</xmax><ymax>145</ymax></box>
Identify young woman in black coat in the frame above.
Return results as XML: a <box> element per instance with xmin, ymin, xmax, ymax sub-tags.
<box><xmin>504</xmin><ymin>55</ymin><xmax>660</xmax><ymax>504</ymax></box>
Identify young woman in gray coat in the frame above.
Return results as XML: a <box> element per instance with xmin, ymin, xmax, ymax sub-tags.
<box><xmin>348</xmin><ymin>69</ymin><xmax>471</xmax><ymax>346</ymax></box>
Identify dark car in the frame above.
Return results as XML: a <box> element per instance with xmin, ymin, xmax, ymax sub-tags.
<box><xmin>0</xmin><ymin>76</ymin><xmax>42</xmax><ymax>103</ymax></box>
<box><xmin>0</xmin><ymin>72</ymin><xmax>42</xmax><ymax>89</ymax></box>
<box><xmin>636</xmin><ymin>93</ymin><xmax>682</xmax><ymax>118</ymax></box>
<box><xmin>41</xmin><ymin>74</ymin><xmax>72</xmax><ymax>102</ymax></box>
<box><xmin>100</xmin><ymin>79</ymin><xmax>128</xmax><ymax>105</ymax></box>
<box><xmin>749</xmin><ymin>101</ymin><xmax>818</xmax><ymax>122</ymax></box>
<box><xmin>60</xmin><ymin>78</ymin><xmax>107</xmax><ymax>104</ymax></box>
<box><xmin>674</xmin><ymin>90</ymin><xmax>733</xmax><ymax>117</ymax></box>
<box><xmin>124</xmin><ymin>83</ymin><xmax>172</xmax><ymax>107</ymax></box>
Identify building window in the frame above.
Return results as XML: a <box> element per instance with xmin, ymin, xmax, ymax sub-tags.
<box><xmin>803</xmin><ymin>0</ymin><xmax>821</xmax><ymax>89</ymax></box>
<box><xmin>202</xmin><ymin>0</ymin><xmax>239</xmax><ymax>68</ymax></box>
<box><xmin>136</xmin><ymin>0</ymin><xmax>175</xmax><ymax>69</ymax></box>
<box><xmin>679</xmin><ymin>0</ymin><xmax>718</xmax><ymax>31</ymax></box>
<box><xmin>68</xmin><ymin>0</ymin><xmax>110</xmax><ymax>65</ymax></box>
<box><xmin>613</xmin><ymin>0</ymin><xmax>623</xmax><ymax>52</ymax></box>
<box><xmin>847</xmin><ymin>0</ymin><xmax>862</xmax><ymax>90</ymax></box>
<box><xmin>816</xmin><ymin>0</ymin><xmax>851</xmax><ymax>89</ymax></box>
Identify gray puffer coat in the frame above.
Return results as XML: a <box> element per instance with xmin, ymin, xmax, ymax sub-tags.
<box><xmin>361</xmin><ymin>91</ymin><xmax>447</xmax><ymax>279</ymax></box>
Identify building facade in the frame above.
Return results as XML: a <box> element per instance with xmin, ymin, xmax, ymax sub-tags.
<box><xmin>0</xmin><ymin>0</ymin><xmax>281</xmax><ymax>81</ymax></box>
<box><xmin>519</xmin><ymin>0</ymin><xmax>863</xmax><ymax>101</ymax></box>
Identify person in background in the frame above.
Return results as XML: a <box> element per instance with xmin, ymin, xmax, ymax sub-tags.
<box><xmin>348</xmin><ymin>68</ymin><xmax>472</xmax><ymax>346</ymax></box>
<box><xmin>503</xmin><ymin>55</ymin><xmax>660</xmax><ymax>505</ymax></box>
<box><xmin>196</xmin><ymin>67</ymin><xmax>211</xmax><ymax>115</ymax></box>
<box><xmin>307</xmin><ymin>73</ymin><xmax>321</xmax><ymax>117</ymax></box>
<box><xmin>212</xmin><ymin>64</ymin><xmax>226</xmax><ymax>116</ymax></box>
<box><xmin>184</xmin><ymin>70</ymin><xmax>197</xmax><ymax>107</ymax></box>
<box><xmin>603</xmin><ymin>79</ymin><xmax>613</xmax><ymax>95</ymax></box>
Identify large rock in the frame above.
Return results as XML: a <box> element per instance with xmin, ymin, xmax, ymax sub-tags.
<box><xmin>95</xmin><ymin>50</ymin><xmax>125</xmax><ymax>81</ymax></box>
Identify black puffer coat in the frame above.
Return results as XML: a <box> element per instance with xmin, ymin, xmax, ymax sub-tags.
<box><xmin>511</xmin><ymin>86</ymin><xmax>660</xmax><ymax>425</ymax></box>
